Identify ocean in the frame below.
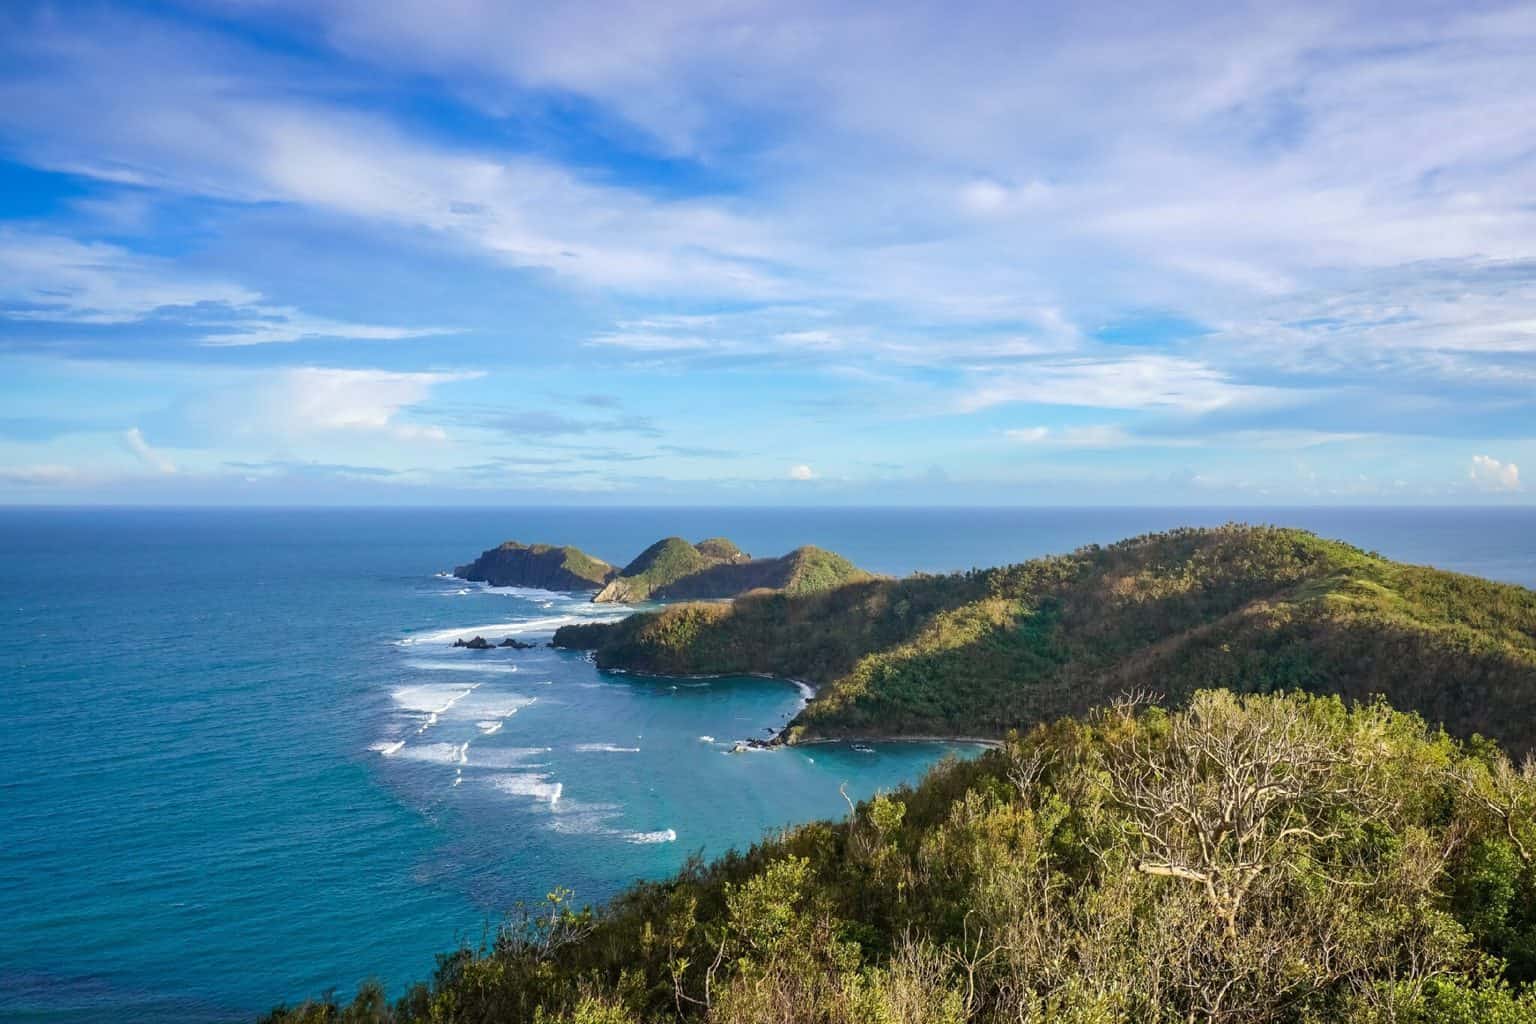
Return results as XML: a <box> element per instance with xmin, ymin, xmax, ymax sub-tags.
<box><xmin>2</xmin><ymin>506</ymin><xmax>1533</xmax><ymax>1021</ymax></box>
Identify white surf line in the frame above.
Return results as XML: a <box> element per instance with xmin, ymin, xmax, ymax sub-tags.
<box><xmin>412</xmin><ymin>683</ymin><xmax>481</xmax><ymax>734</ymax></box>
<box><xmin>624</xmin><ymin>828</ymin><xmax>677</xmax><ymax>844</ymax></box>
<box><xmin>397</xmin><ymin>611</ymin><xmax>632</xmax><ymax>647</ymax></box>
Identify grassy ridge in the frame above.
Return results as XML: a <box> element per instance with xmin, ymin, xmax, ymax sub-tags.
<box><xmin>555</xmin><ymin>526</ymin><xmax>1536</xmax><ymax>752</ymax></box>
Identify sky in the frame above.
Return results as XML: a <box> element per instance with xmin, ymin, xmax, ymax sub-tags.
<box><xmin>0</xmin><ymin>0</ymin><xmax>1533</xmax><ymax>506</ymax></box>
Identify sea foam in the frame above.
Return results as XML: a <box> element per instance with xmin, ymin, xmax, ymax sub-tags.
<box><xmin>398</xmin><ymin>611</ymin><xmax>630</xmax><ymax>647</ymax></box>
<box><xmin>391</xmin><ymin>683</ymin><xmax>479</xmax><ymax>715</ymax></box>
<box><xmin>490</xmin><ymin>773</ymin><xmax>563</xmax><ymax>805</ymax></box>
<box><xmin>394</xmin><ymin>742</ymin><xmax>472</xmax><ymax>766</ymax></box>
<box><xmin>624</xmin><ymin>828</ymin><xmax>677</xmax><ymax>844</ymax></box>
<box><xmin>404</xmin><ymin>660</ymin><xmax>519</xmax><ymax>674</ymax></box>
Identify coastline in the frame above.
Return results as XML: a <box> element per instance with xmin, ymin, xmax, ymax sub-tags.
<box><xmin>789</xmin><ymin>734</ymin><xmax>1004</xmax><ymax>750</ymax></box>
<box><xmin>578</xmin><ymin>659</ymin><xmax>998</xmax><ymax>749</ymax></box>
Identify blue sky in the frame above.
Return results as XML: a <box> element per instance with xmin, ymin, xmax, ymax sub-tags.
<box><xmin>0</xmin><ymin>0</ymin><xmax>1533</xmax><ymax>505</ymax></box>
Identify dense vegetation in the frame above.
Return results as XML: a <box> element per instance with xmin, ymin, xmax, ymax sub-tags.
<box><xmin>453</xmin><ymin>535</ymin><xmax>872</xmax><ymax>603</ymax></box>
<box><xmin>594</xmin><ymin>537</ymin><xmax>745</xmax><ymax>603</ymax></box>
<box><xmin>454</xmin><ymin>542</ymin><xmax>616</xmax><ymax>590</ymax></box>
<box><xmin>594</xmin><ymin>539</ymin><xmax>873</xmax><ymax>604</ymax></box>
<box><xmin>267</xmin><ymin>691</ymin><xmax>1536</xmax><ymax>1022</ymax></box>
<box><xmin>555</xmin><ymin>526</ymin><xmax>1536</xmax><ymax>753</ymax></box>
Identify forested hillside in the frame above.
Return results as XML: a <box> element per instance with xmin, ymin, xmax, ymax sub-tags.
<box><xmin>555</xmin><ymin>526</ymin><xmax>1536</xmax><ymax>752</ymax></box>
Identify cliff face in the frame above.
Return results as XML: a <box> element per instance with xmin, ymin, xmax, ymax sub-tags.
<box><xmin>553</xmin><ymin>525</ymin><xmax>1536</xmax><ymax>755</ymax></box>
<box><xmin>452</xmin><ymin>541</ymin><xmax>615</xmax><ymax>591</ymax></box>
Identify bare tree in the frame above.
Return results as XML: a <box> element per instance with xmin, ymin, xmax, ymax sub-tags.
<box><xmin>1100</xmin><ymin>691</ymin><xmax>1380</xmax><ymax>938</ymax></box>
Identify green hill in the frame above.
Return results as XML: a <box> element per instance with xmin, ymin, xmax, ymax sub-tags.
<box><xmin>267</xmin><ymin>690</ymin><xmax>1536</xmax><ymax>1023</ymax></box>
<box><xmin>452</xmin><ymin>536</ymin><xmax>871</xmax><ymax>603</ymax></box>
<box><xmin>452</xmin><ymin>541</ymin><xmax>615</xmax><ymax>590</ymax></box>
<box><xmin>555</xmin><ymin>525</ymin><xmax>1536</xmax><ymax>753</ymax></box>
<box><xmin>592</xmin><ymin>539</ymin><xmax>873</xmax><ymax>604</ymax></box>
<box><xmin>594</xmin><ymin>536</ymin><xmax>738</xmax><ymax>603</ymax></box>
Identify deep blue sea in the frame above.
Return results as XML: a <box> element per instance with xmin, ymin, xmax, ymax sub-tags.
<box><xmin>3</xmin><ymin>506</ymin><xmax>1534</xmax><ymax>1021</ymax></box>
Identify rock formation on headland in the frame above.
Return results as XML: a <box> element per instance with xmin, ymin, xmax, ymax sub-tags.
<box><xmin>452</xmin><ymin>535</ymin><xmax>873</xmax><ymax>603</ymax></box>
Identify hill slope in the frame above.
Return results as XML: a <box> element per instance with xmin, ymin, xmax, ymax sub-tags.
<box><xmin>452</xmin><ymin>541</ymin><xmax>615</xmax><ymax>590</ymax></box>
<box><xmin>590</xmin><ymin>538</ymin><xmax>874</xmax><ymax>604</ymax></box>
<box><xmin>592</xmin><ymin>536</ymin><xmax>747</xmax><ymax>603</ymax></box>
<box><xmin>554</xmin><ymin>525</ymin><xmax>1536</xmax><ymax>753</ymax></box>
<box><xmin>268</xmin><ymin>690</ymin><xmax>1536</xmax><ymax>1023</ymax></box>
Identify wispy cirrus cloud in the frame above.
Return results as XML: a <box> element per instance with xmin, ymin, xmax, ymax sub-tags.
<box><xmin>0</xmin><ymin>228</ymin><xmax>455</xmax><ymax>346</ymax></box>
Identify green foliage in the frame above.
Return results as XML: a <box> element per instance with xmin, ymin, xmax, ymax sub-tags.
<box><xmin>454</xmin><ymin>541</ymin><xmax>616</xmax><ymax>589</ymax></box>
<box><xmin>591</xmin><ymin>538</ymin><xmax>874</xmax><ymax>603</ymax></box>
<box><xmin>558</xmin><ymin>525</ymin><xmax>1536</xmax><ymax>752</ymax></box>
<box><xmin>276</xmin><ymin>691</ymin><xmax>1536</xmax><ymax>1023</ymax></box>
<box><xmin>694</xmin><ymin>537</ymin><xmax>745</xmax><ymax>561</ymax></box>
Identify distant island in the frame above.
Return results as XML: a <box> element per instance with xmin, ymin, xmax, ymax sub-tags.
<box><xmin>555</xmin><ymin>524</ymin><xmax>1536</xmax><ymax>755</ymax></box>
<box><xmin>453</xmin><ymin>535</ymin><xmax>873</xmax><ymax>603</ymax></box>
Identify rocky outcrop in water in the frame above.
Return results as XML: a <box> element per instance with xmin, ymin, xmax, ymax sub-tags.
<box><xmin>453</xmin><ymin>636</ymin><xmax>494</xmax><ymax>650</ymax></box>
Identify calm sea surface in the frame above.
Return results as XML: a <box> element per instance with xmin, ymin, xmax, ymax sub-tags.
<box><xmin>2</xmin><ymin>506</ymin><xmax>1532</xmax><ymax>1020</ymax></box>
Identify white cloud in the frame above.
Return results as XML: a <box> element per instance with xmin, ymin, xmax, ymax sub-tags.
<box><xmin>0</xmin><ymin>229</ymin><xmax>257</xmax><ymax>324</ymax></box>
<box><xmin>1469</xmin><ymin>454</ymin><xmax>1522</xmax><ymax>492</ymax></box>
<box><xmin>788</xmin><ymin>463</ymin><xmax>815</xmax><ymax>480</ymax></box>
<box><xmin>190</xmin><ymin>367</ymin><xmax>476</xmax><ymax>443</ymax></box>
<box><xmin>0</xmin><ymin>463</ymin><xmax>83</xmax><ymax>486</ymax></box>
<box><xmin>960</xmin><ymin>356</ymin><xmax>1279</xmax><ymax>415</ymax></box>
<box><xmin>197</xmin><ymin>308</ymin><xmax>456</xmax><ymax>347</ymax></box>
<box><xmin>0</xmin><ymin>228</ymin><xmax>454</xmax><ymax>345</ymax></box>
<box><xmin>123</xmin><ymin>427</ymin><xmax>176</xmax><ymax>473</ymax></box>
<box><xmin>1005</xmin><ymin>426</ymin><xmax>1051</xmax><ymax>443</ymax></box>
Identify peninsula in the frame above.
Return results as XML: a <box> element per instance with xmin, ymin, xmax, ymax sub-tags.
<box><xmin>554</xmin><ymin>524</ymin><xmax>1536</xmax><ymax>754</ymax></box>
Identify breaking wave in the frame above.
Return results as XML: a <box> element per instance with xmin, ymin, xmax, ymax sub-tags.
<box><xmin>404</xmin><ymin>660</ymin><xmax>519</xmax><ymax>674</ymax></box>
<box><xmin>624</xmin><ymin>828</ymin><xmax>677</xmax><ymax>844</ymax></box>
<box><xmin>490</xmin><ymin>773</ymin><xmax>563</xmax><ymax>805</ymax></box>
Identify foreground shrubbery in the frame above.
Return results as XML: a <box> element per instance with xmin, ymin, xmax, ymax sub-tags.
<box><xmin>268</xmin><ymin>690</ymin><xmax>1536</xmax><ymax>1023</ymax></box>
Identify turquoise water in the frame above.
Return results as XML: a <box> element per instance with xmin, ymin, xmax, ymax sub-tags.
<box><xmin>2</xmin><ymin>507</ymin><xmax>1533</xmax><ymax>1020</ymax></box>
